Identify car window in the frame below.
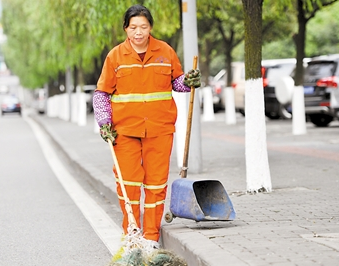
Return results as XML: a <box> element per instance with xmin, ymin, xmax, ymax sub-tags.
<box><xmin>304</xmin><ymin>62</ymin><xmax>336</xmax><ymax>82</ymax></box>
<box><xmin>266</xmin><ymin>63</ymin><xmax>295</xmax><ymax>86</ymax></box>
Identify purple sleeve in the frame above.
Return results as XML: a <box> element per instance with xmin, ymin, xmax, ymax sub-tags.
<box><xmin>92</xmin><ymin>91</ymin><xmax>112</xmax><ymax>127</ymax></box>
<box><xmin>172</xmin><ymin>74</ymin><xmax>191</xmax><ymax>92</ymax></box>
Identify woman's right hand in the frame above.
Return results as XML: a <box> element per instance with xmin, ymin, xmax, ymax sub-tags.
<box><xmin>100</xmin><ymin>123</ymin><xmax>117</xmax><ymax>145</ymax></box>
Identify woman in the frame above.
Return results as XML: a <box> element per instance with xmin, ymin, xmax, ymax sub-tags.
<box><xmin>93</xmin><ymin>4</ymin><xmax>200</xmax><ymax>247</ymax></box>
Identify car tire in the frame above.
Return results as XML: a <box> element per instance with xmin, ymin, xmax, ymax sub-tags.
<box><xmin>265</xmin><ymin>111</ymin><xmax>280</xmax><ymax>120</ymax></box>
<box><xmin>266</xmin><ymin>104</ymin><xmax>292</xmax><ymax>120</ymax></box>
<box><xmin>309</xmin><ymin>114</ymin><xmax>333</xmax><ymax>127</ymax></box>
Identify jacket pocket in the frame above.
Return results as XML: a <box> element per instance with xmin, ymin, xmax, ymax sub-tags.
<box><xmin>116</xmin><ymin>68</ymin><xmax>132</xmax><ymax>78</ymax></box>
<box><xmin>154</xmin><ymin>67</ymin><xmax>172</xmax><ymax>90</ymax></box>
<box><xmin>116</xmin><ymin>68</ymin><xmax>133</xmax><ymax>92</ymax></box>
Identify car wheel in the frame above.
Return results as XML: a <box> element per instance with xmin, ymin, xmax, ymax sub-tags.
<box><xmin>265</xmin><ymin>112</ymin><xmax>280</xmax><ymax>120</ymax></box>
<box><xmin>266</xmin><ymin>104</ymin><xmax>292</xmax><ymax>120</ymax></box>
<box><xmin>309</xmin><ymin>114</ymin><xmax>333</xmax><ymax>127</ymax></box>
<box><xmin>213</xmin><ymin>103</ymin><xmax>223</xmax><ymax>113</ymax></box>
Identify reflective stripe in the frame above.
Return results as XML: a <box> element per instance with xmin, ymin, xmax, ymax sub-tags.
<box><xmin>116</xmin><ymin>64</ymin><xmax>142</xmax><ymax>71</ymax></box>
<box><xmin>144</xmin><ymin>200</ymin><xmax>165</xmax><ymax>208</ymax></box>
<box><xmin>111</xmin><ymin>92</ymin><xmax>172</xmax><ymax>103</ymax></box>
<box><xmin>143</xmin><ymin>182</ymin><xmax>168</xmax><ymax>190</ymax></box>
<box><xmin>117</xmin><ymin>194</ymin><xmax>140</xmax><ymax>205</ymax></box>
<box><xmin>144</xmin><ymin>63</ymin><xmax>171</xmax><ymax>68</ymax></box>
<box><xmin>115</xmin><ymin>178</ymin><xmax>142</xmax><ymax>187</ymax></box>
<box><xmin>115</xmin><ymin>63</ymin><xmax>171</xmax><ymax>72</ymax></box>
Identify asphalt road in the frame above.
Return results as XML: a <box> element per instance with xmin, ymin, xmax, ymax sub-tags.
<box><xmin>0</xmin><ymin>114</ymin><xmax>117</xmax><ymax>266</ymax></box>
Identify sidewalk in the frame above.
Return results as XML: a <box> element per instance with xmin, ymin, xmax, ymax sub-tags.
<box><xmin>30</xmin><ymin>111</ymin><xmax>339</xmax><ymax>266</ymax></box>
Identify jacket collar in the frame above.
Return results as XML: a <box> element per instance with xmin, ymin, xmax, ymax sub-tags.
<box><xmin>121</xmin><ymin>35</ymin><xmax>160</xmax><ymax>62</ymax></box>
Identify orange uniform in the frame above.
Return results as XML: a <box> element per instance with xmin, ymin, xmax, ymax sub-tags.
<box><xmin>96</xmin><ymin>35</ymin><xmax>184</xmax><ymax>241</ymax></box>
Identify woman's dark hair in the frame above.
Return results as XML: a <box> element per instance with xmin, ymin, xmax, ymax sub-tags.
<box><xmin>123</xmin><ymin>5</ymin><xmax>154</xmax><ymax>29</ymax></box>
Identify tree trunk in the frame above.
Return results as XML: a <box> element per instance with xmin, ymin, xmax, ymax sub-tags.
<box><xmin>242</xmin><ymin>0</ymin><xmax>272</xmax><ymax>193</ymax></box>
<box><xmin>201</xmin><ymin>39</ymin><xmax>212</xmax><ymax>85</ymax></box>
<box><xmin>242</xmin><ymin>0</ymin><xmax>262</xmax><ymax>79</ymax></box>
<box><xmin>225</xmin><ymin>46</ymin><xmax>232</xmax><ymax>87</ymax></box>
<box><xmin>293</xmin><ymin>0</ymin><xmax>307</xmax><ymax>86</ymax></box>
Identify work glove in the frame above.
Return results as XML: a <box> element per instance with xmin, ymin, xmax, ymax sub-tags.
<box><xmin>183</xmin><ymin>69</ymin><xmax>201</xmax><ymax>88</ymax></box>
<box><xmin>100</xmin><ymin>123</ymin><xmax>117</xmax><ymax>145</ymax></box>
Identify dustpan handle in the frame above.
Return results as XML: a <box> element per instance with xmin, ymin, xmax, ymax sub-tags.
<box><xmin>180</xmin><ymin>55</ymin><xmax>198</xmax><ymax>178</ymax></box>
<box><xmin>108</xmin><ymin>139</ymin><xmax>138</xmax><ymax>231</ymax></box>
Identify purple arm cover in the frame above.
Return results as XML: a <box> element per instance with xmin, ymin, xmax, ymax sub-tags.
<box><xmin>172</xmin><ymin>74</ymin><xmax>191</xmax><ymax>92</ymax></box>
<box><xmin>92</xmin><ymin>91</ymin><xmax>112</xmax><ymax>127</ymax></box>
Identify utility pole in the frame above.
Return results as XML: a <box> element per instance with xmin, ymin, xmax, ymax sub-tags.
<box><xmin>180</xmin><ymin>0</ymin><xmax>202</xmax><ymax>174</ymax></box>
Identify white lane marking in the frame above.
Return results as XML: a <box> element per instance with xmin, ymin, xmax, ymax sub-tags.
<box><xmin>25</xmin><ymin>116</ymin><xmax>122</xmax><ymax>255</ymax></box>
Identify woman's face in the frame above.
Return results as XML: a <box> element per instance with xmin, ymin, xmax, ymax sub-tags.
<box><xmin>125</xmin><ymin>16</ymin><xmax>152</xmax><ymax>51</ymax></box>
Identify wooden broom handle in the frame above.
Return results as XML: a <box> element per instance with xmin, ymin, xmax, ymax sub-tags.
<box><xmin>181</xmin><ymin>56</ymin><xmax>198</xmax><ymax>178</ymax></box>
<box><xmin>108</xmin><ymin>139</ymin><xmax>138</xmax><ymax>231</ymax></box>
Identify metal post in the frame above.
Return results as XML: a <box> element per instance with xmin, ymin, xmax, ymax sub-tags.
<box><xmin>182</xmin><ymin>0</ymin><xmax>202</xmax><ymax>173</ymax></box>
<box><xmin>65</xmin><ymin>67</ymin><xmax>72</xmax><ymax>121</ymax></box>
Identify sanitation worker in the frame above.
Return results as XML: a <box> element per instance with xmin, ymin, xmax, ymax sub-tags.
<box><xmin>93</xmin><ymin>4</ymin><xmax>201</xmax><ymax>248</ymax></box>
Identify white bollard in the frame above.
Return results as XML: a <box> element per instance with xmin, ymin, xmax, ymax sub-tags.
<box><xmin>71</xmin><ymin>92</ymin><xmax>78</xmax><ymax>123</ymax></box>
<box><xmin>78</xmin><ymin>91</ymin><xmax>87</xmax><ymax>126</ymax></box>
<box><xmin>225</xmin><ymin>87</ymin><xmax>236</xmax><ymax>125</ymax></box>
<box><xmin>59</xmin><ymin>94</ymin><xmax>69</xmax><ymax>121</ymax></box>
<box><xmin>202</xmin><ymin>86</ymin><xmax>215</xmax><ymax>121</ymax></box>
<box><xmin>94</xmin><ymin>116</ymin><xmax>100</xmax><ymax>133</ymax></box>
<box><xmin>292</xmin><ymin>86</ymin><xmax>307</xmax><ymax>135</ymax></box>
<box><xmin>47</xmin><ymin>96</ymin><xmax>57</xmax><ymax>117</ymax></box>
<box><xmin>57</xmin><ymin>95</ymin><xmax>62</xmax><ymax>119</ymax></box>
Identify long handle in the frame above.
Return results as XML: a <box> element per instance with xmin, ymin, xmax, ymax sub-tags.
<box><xmin>108</xmin><ymin>139</ymin><xmax>138</xmax><ymax>232</ymax></box>
<box><xmin>180</xmin><ymin>55</ymin><xmax>198</xmax><ymax>178</ymax></box>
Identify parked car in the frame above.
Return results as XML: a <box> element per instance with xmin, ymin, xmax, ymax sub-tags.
<box><xmin>261</xmin><ymin>58</ymin><xmax>297</xmax><ymax>119</ymax></box>
<box><xmin>202</xmin><ymin>62</ymin><xmax>245</xmax><ymax>113</ymax></box>
<box><xmin>302</xmin><ymin>54</ymin><xmax>339</xmax><ymax>127</ymax></box>
<box><xmin>234</xmin><ymin>58</ymin><xmax>302</xmax><ymax>119</ymax></box>
<box><xmin>205</xmin><ymin>69</ymin><xmax>226</xmax><ymax>112</ymax></box>
<box><xmin>1</xmin><ymin>95</ymin><xmax>21</xmax><ymax>116</ymax></box>
<box><xmin>231</xmin><ymin>62</ymin><xmax>246</xmax><ymax>115</ymax></box>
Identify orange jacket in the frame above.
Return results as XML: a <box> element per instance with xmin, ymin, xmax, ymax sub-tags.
<box><xmin>96</xmin><ymin>36</ymin><xmax>184</xmax><ymax>138</ymax></box>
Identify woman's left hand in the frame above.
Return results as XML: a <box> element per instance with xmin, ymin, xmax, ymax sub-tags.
<box><xmin>183</xmin><ymin>69</ymin><xmax>201</xmax><ymax>88</ymax></box>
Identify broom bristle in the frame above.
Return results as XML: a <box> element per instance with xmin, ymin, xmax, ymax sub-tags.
<box><xmin>148</xmin><ymin>249</ymin><xmax>188</xmax><ymax>266</ymax></box>
<box><xmin>108</xmin><ymin>248</ymin><xmax>187</xmax><ymax>266</ymax></box>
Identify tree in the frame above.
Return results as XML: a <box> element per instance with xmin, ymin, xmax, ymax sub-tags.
<box><xmin>197</xmin><ymin>0</ymin><xmax>244</xmax><ymax>86</ymax></box>
<box><xmin>293</xmin><ymin>0</ymin><xmax>338</xmax><ymax>86</ymax></box>
<box><xmin>306</xmin><ymin>1</ymin><xmax>339</xmax><ymax>56</ymax></box>
<box><xmin>1</xmin><ymin>0</ymin><xmax>181</xmax><ymax>89</ymax></box>
<box><xmin>196</xmin><ymin>0</ymin><xmax>297</xmax><ymax>85</ymax></box>
<box><xmin>242</xmin><ymin>0</ymin><xmax>272</xmax><ymax>193</ymax></box>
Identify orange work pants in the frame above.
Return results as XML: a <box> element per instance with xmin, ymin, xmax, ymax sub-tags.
<box><xmin>113</xmin><ymin>134</ymin><xmax>173</xmax><ymax>241</ymax></box>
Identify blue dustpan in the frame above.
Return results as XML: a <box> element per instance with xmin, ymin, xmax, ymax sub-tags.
<box><xmin>165</xmin><ymin>179</ymin><xmax>236</xmax><ymax>222</ymax></box>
